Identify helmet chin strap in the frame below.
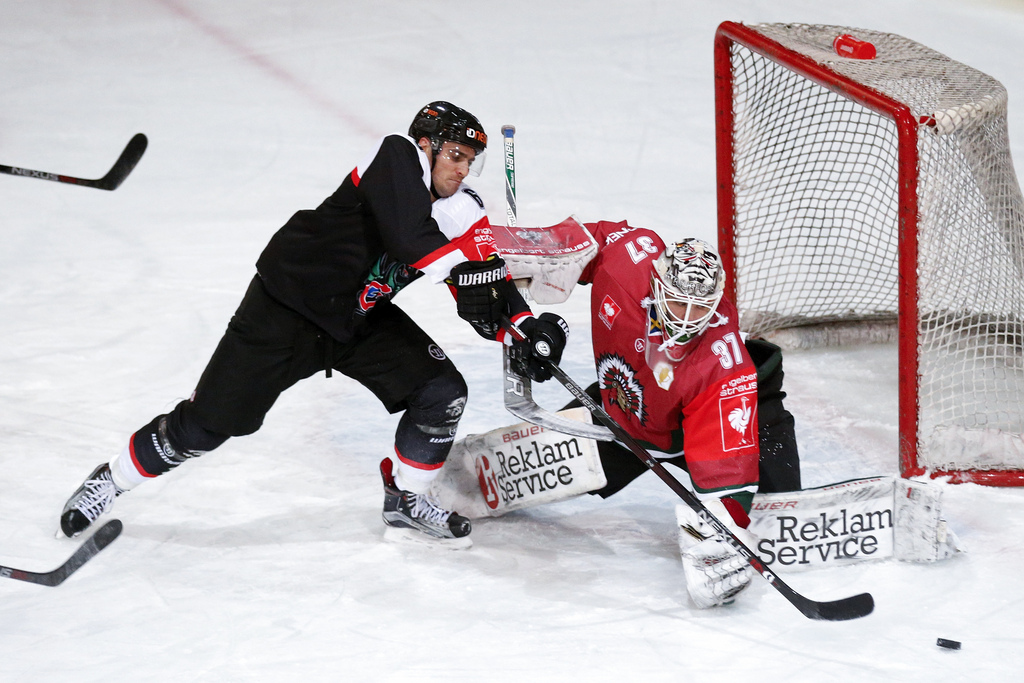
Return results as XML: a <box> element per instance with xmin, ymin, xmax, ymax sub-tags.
<box><xmin>425</xmin><ymin>139</ymin><xmax>440</xmax><ymax>200</ymax></box>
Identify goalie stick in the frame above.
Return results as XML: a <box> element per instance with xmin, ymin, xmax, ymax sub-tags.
<box><xmin>504</xmin><ymin>345</ymin><xmax>614</xmax><ymax>441</ymax></box>
<box><xmin>501</xmin><ymin>125</ymin><xmax>517</xmax><ymax>228</ymax></box>
<box><xmin>503</xmin><ymin>319</ymin><xmax>875</xmax><ymax>621</ymax></box>
<box><xmin>0</xmin><ymin>519</ymin><xmax>122</xmax><ymax>587</ymax></box>
<box><xmin>0</xmin><ymin>133</ymin><xmax>148</xmax><ymax>191</ymax></box>
<box><xmin>499</xmin><ymin>122</ymin><xmax>611</xmax><ymax>441</ymax></box>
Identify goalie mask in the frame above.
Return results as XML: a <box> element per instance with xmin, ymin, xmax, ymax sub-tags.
<box><xmin>646</xmin><ymin>239</ymin><xmax>725</xmax><ymax>366</ymax></box>
<box><xmin>409</xmin><ymin>101</ymin><xmax>488</xmax><ymax>176</ymax></box>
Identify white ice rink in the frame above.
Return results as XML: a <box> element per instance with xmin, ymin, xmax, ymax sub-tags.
<box><xmin>2</xmin><ymin>1</ymin><xmax>1024</xmax><ymax>680</ymax></box>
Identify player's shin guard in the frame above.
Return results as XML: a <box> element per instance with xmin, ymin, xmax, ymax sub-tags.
<box><xmin>126</xmin><ymin>403</ymin><xmax>230</xmax><ymax>479</ymax></box>
<box><xmin>392</xmin><ymin>372</ymin><xmax>467</xmax><ymax>493</ymax></box>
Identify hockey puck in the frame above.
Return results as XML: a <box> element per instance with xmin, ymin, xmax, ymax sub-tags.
<box><xmin>936</xmin><ymin>638</ymin><xmax>961</xmax><ymax>650</ymax></box>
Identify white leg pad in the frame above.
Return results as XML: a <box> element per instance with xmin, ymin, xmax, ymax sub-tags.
<box><xmin>894</xmin><ymin>478</ymin><xmax>964</xmax><ymax>562</ymax></box>
<box><xmin>429</xmin><ymin>408</ymin><xmax>606</xmax><ymax>518</ymax></box>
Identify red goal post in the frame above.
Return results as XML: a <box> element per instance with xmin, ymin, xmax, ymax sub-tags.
<box><xmin>715</xmin><ymin>22</ymin><xmax>1024</xmax><ymax>486</ymax></box>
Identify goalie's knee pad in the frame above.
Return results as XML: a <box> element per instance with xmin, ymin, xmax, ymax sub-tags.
<box><xmin>394</xmin><ymin>371</ymin><xmax>468</xmax><ymax>469</ymax></box>
<box><xmin>129</xmin><ymin>401</ymin><xmax>230</xmax><ymax>477</ymax></box>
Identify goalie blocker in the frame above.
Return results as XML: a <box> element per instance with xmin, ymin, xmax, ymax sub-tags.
<box><xmin>491</xmin><ymin>216</ymin><xmax>599</xmax><ymax>305</ymax></box>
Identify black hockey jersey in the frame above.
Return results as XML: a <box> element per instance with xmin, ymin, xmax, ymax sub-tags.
<box><xmin>256</xmin><ymin>134</ymin><xmax>480</xmax><ymax>342</ymax></box>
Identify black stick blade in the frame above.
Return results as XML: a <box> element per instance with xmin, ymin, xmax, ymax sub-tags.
<box><xmin>0</xmin><ymin>134</ymin><xmax>148</xmax><ymax>191</ymax></box>
<box><xmin>48</xmin><ymin>519</ymin><xmax>124</xmax><ymax>585</ymax></box>
<box><xmin>92</xmin><ymin>133</ymin><xmax>148</xmax><ymax>190</ymax></box>
<box><xmin>793</xmin><ymin>590</ymin><xmax>875</xmax><ymax>621</ymax></box>
<box><xmin>0</xmin><ymin>519</ymin><xmax>123</xmax><ymax>587</ymax></box>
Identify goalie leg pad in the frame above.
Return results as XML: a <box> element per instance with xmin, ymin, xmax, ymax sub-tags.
<box><xmin>894</xmin><ymin>478</ymin><xmax>964</xmax><ymax>562</ymax></box>
<box><xmin>429</xmin><ymin>407</ymin><xmax>607</xmax><ymax>518</ymax></box>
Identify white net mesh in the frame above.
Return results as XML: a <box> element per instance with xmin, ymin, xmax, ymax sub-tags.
<box><xmin>723</xmin><ymin>23</ymin><xmax>1024</xmax><ymax>476</ymax></box>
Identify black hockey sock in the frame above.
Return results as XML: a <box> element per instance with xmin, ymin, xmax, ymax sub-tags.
<box><xmin>130</xmin><ymin>402</ymin><xmax>230</xmax><ymax>477</ymax></box>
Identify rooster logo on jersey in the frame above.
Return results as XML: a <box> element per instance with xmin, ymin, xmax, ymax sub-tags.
<box><xmin>596</xmin><ymin>353</ymin><xmax>647</xmax><ymax>424</ymax></box>
<box><xmin>719</xmin><ymin>389</ymin><xmax>757</xmax><ymax>451</ymax></box>
<box><xmin>728</xmin><ymin>396</ymin><xmax>753</xmax><ymax>443</ymax></box>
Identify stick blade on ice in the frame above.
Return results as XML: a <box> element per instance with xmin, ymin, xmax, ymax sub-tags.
<box><xmin>0</xmin><ymin>519</ymin><xmax>123</xmax><ymax>587</ymax></box>
<box><xmin>791</xmin><ymin>590</ymin><xmax>875</xmax><ymax>621</ymax></box>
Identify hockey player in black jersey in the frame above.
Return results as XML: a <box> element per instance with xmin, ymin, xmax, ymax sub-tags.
<box><xmin>59</xmin><ymin>101</ymin><xmax>568</xmax><ymax>546</ymax></box>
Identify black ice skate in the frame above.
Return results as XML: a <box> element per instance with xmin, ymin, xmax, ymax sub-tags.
<box><xmin>60</xmin><ymin>463</ymin><xmax>125</xmax><ymax>538</ymax></box>
<box><xmin>379</xmin><ymin>458</ymin><xmax>471</xmax><ymax>546</ymax></box>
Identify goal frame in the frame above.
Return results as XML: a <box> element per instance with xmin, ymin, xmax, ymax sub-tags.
<box><xmin>714</xmin><ymin>20</ymin><xmax>1024</xmax><ymax>486</ymax></box>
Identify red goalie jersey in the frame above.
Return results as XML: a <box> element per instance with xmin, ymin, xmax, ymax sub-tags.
<box><xmin>578</xmin><ymin>221</ymin><xmax>759</xmax><ymax>500</ymax></box>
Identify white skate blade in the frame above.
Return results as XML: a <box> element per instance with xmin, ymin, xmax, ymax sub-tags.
<box><xmin>383</xmin><ymin>525</ymin><xmax>473</xmax><ymax>550</ymax></box>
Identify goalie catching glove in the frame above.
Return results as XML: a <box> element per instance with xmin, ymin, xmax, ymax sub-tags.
<box><xmin>447</xmin><ymin>255</ymin><xmax>528</xmax><ymax>340</ymax></box>
<box><xmin>676</xmin><ymin>498</ymin><xmax>757</xmax><ymax>609</ymax></box>
<box><xmin>510</xmin><ymin>313</ymin><xmax>569</xmax><ymax>382</ymax></box>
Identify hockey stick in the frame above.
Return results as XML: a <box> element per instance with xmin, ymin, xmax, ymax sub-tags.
<box><xmin>503</xmin><ymin>320</ymin><xmax>874</xmax><ymax>621</ymax></box>
<box><xmin>501</xmin><ymin>125</ymin><xmax>517</xmax><ymax>228</ymax></box>
<box><xmin>0</xmin><ymin>133</ymin><xmax>148</xmax><ymax>191</ymax></box>
<box><xmin>498</xmin><ymin>123</ymin><xmax>612</xmax><ymax>441</ymax></box>
<box><xmin>0</xmin><ymin>519</ymin><xmax>122</xmax><ymax>587</ymax></box>
<box><xmin>503</xmin><ymin>345</ymin><xmax>615</xmax><ymax>441</ymax></box>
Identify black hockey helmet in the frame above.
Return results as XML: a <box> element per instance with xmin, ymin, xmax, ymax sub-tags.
<box><xmin>409</xmin><ymin>101</ymin><xmax>488</xmax><ymax>157</ymax></box>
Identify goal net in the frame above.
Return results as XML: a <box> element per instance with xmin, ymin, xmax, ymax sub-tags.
<box><xmin>715</xmin><ymin>22</ymin><xmax>1024</xmax><ymax>485</ymax></box>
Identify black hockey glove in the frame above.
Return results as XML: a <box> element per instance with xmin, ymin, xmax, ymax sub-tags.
<box><xmin>510</xmin><ymin>313</ymin><xmax>569</xmax><ymax>382</ymax></box>
<box><xmin>447</xmin><ymin>256</ymin><xmax>519</xmax><ymax>340</ymax></box>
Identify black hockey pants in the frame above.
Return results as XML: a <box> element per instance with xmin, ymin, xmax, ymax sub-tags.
<box><xmin>128</xmin><ymin>275</ymin><xmax>467</xmax><ymax>478</ymax></box>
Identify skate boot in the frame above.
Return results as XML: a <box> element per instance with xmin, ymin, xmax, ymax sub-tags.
<box><xmin>60</xmin><ymin>463</ymin><xmax>125</xmax><ymax>538</ymax></box>
<box><xmin>380</xmin><ymin>458</ymin><xmax>471</xmax><ymax>546</ymax></box>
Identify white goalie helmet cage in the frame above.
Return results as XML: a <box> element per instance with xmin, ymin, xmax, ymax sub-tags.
<box><xmin>650</xmin><ymin>239</ymin><xmax>726</xmax><ymax>348</ymax></box>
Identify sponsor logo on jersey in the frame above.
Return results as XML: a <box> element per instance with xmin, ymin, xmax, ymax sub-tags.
<box><xmin>461</xmin><ymin>186</ymin><xmax>484</xmax><ymax>208</ymax></box>
<box><xmin>598</xmin><ymin>294</ymin><xmax>621</xmax><ymax>330</ymax></box>
<box><xmin>597</xmin><ymin>353</ymin><xmax>647</xmax><ymax>424</ymax></box>
<box><xmin>719</xmin><ymin>387</ymin><xmax>757</xmax><ymax>451</ymax></box>
<box><xmin>428</xmin><ymin>344</ymin><xmax>448</xmax><ymax>361</ymax></box>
